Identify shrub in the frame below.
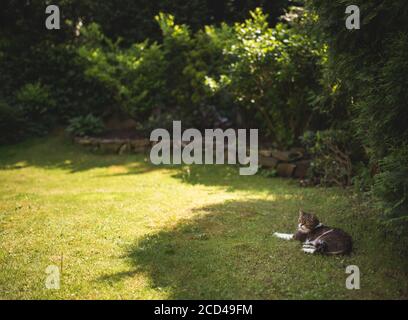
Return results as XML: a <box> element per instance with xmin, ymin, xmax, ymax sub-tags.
<box><xmin>210</xmin><ymin>8</ymin><xmax>325</xmax><ymax>146</ymax></box>
<box><xmin>0</xmin><ymin>36</ymin><xmax>115</xmax><ymax>123</ymax></box>
<box><xmin>300</xmin><ymin>130</ymin><xmax>352</xmax><ymax>187</ymax></box>
<box><xmin>66</xmin><ymin>114</ymin><xmax>105</xmax><ymax>137</ymax></box>
<box><xmin>1</xmin><ymin>0</ymin><xmax>292</xmax><ymax>129</ymax></box>
<box><xmin>76</xmin><ymin>8</ymin><xmax>325</xmax><ymax>139</ymax></box>
<box><xmin>15</xmin><ymin>82</ymin><xmax>55</xmax><ymax>120</ymax></box>
<box><xmin>0</xmin><ymin>82</ymin><xmax>58</xmax><ymax>144</ymax></box>
<box><xmin>0</xmin><ymin>99</ymin><xmax>27</xmax><ymax>144</ymax></box>
<box><xmin>78</xmin><ymin>16</ymin><xmax>234</xmax><ymax>130</ymax></box>
<box><xmin>40</xmin><ymin>43</ymin><xmax>116</xmax><ymax>121</ymax></box>
<box><xmin>373</xmin><ymin>147</ymin><xmax>408</xmax><ymax>222</ymax></box>
<box><xmin>78</xmin><ymin>23</ymin><xmax>166</xmax><ymax>123</ymax></box>
<box><xmin>13</xmin><ymin>82</ymin><xmax>56</xmax><ymax>136</ymax></box>
<box><xmin>157</xmin><ymin>13</ymin><xmax>235</xmax><ymax>128</ymax></box>
<box><xmin>308</xmin><ymin>0</ymin><xmax>408</xmax><ymax>230</ymax></box>
<box><xmin>154</xmin><ymin>13</ymin><xmax>193</xmax><ymax>124</ymax></box>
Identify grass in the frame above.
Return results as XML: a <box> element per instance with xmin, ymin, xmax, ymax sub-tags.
<box><xmin>0</xmin><ymin>136</ymin><xmax>407</xmax><ymax>299</ymax></box>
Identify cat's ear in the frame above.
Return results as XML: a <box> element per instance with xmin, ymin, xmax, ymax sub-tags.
<box><xmin>299</xmin><ymin>209</ymin><xmax>304</xmax><ymax>217</ymax></box>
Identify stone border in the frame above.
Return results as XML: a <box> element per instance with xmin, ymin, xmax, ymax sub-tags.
<box><xmin>74</xmin><ymin>136</ymin><xmax>311</xmax><ymax>179</ymax></box>
<box><xmin>74</xmin><ymin>136</ymin><xmax>151</xmax><ymax>154</ymax></box>
<box><xmin>259</xmin><ymin>148</ymin><xmax>311</xmax><ymax>179</ymax></box>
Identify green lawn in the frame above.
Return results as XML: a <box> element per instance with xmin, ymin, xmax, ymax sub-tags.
<box><xmin>0</xmin><ymin>136</ymin><xmax>407</xmax><ymax>299</ymax></box>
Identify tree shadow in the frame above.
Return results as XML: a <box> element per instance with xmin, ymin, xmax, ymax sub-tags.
<box><xmin>171</xmin><ymin>163</ymin><xmax>305</xmax><ymax>194</ymax></box>
<box><xmin>99</xmin><ymin>198</ymin><xmax>363</xmax><ymax>299</ymax></box>
<box><xmin>0</xmin><ymin>135</ymin><xmax>301</xmax><ymax>194</ymax></box>
<box><xmin>0</xmin><ymin>136</ymin><xmax>163</xmax><ymax>175</ymax></box>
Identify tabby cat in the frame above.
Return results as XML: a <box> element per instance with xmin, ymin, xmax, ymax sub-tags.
<box><xmin>274</xmin><ymin>210</ymin><xmax>352</xmax><ymax>255</ymax></box>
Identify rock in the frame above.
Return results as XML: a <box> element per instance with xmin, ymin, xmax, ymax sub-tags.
<box><xmin>259</xmin><ymin>149</ymin><xmax>272</xmax><ymax>157</ymax></box>
<box><xmin>276</xmin><ymin>163</ymin><xmax>296</xmax><ymax>177</ymax></box>
<box><xmin>289</xmin><ymin>151</ymin><xmax>303</xmax><ymax>162</ymax></box>
<box><xmin>270</xmin><ymin>150</ymin><xmax>288</xmax><ymax>161</ymax></box>
<box><xmin>290</xmin><ymin>147</ymin><xmax>305</xmax><ymax>155</ymax></box>
<box><xmin>74</xmin><ymin>137</ymin><xmax>95</xmax><ymax>146</ymax></box>
<box><xmin>74</xmin><ymin>136</ymin><xmax>151</xmax><ymax>154</ymax></box>
<box><xmin>271</xmin><ymin>149</ymin><xmax>303</xmax><ymax>162</ymax></box>
<box><xmin>293</xmin><ymin>160</ymin><xmax>311</xmax><ymax>179</ymax></box>
<box><xmin>259</xmin><ymin>156</ymin><xmax>279</xmax><ymax>169</ymax></box>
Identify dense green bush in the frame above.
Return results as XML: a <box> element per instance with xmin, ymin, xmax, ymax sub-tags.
<box><xmin>155</xmin><ymin>13</ymin><xmax>236</xmax><ymax>128</ymax></box>
<box><xmin>1</xmin><ymin>0</ymin><xmax>291</xmax><ymax>45</ymax></box>
<box><xmin>1</xmin><ymin>2</ymin><xmax>320</xmax><ymax>140</ymax></box>
<box><xmin>77</xmin><ymin>23</ymin><xmax>166</xmax><ymax>123</ymax></box>
<box><xmin>14</xmin><ymin>82</ymin><xmax>55</xmax><ymax>121</ymax></box>
<box><xmin>0</xmin><ymin>82</ymin><xmax>58</xmax><ymax>143</ymax></box>
<box><xmin>0</xmin><ymin>1</ymin><xmax>291</xmax><ymax>128</ymax></box>
<box><xmin>373</xmin><ymin>147</ymin><xmax>408</xmax><ymax>220</ymax></box>
<box><xmin>308</xmin><ymin>0</ymin><xmax>408</xmax><ymax>237</ymax></box>
<box><xmin>66</xmin><ymin>114</ymin><xmax>105</xmax><ymax>137</ymax></box>
<box><xmin>77</xmin><ymin>14</ymin><xmax>232</xmax><ymax>130</ymax></box>
<box><xmin>0</xmin><ymin>40</ymin><xmax>116</xmax><ymax>127</ymax></box>
<box><xmin>183</xmin><ymin>24</ymin><xmax>236</xmax><ymax>127</ymax></box>
<box><xmin>220</xmin><ymin>8</ymin><xmax>324</xmax><ymax>145</ymax></box>
<box><xmin>300</xmin><ymin>130</ymin><xmax>352</xmax><ymax>187</ymax></box>
<box><xmin>0</xmin><ymin>99</ymin><xmax>27</xmax><ymax>144</ymax></box>
<box><xmin>76</xmin><ymin>8</ymin><xmax>324</xmax><ymax>138</ymax></box>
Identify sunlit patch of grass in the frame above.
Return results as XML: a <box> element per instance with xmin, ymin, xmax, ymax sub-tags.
<box><xmin>0</xmin><ymin>136</ymin><xmax>407</xmax><ymax>299</ymax></box>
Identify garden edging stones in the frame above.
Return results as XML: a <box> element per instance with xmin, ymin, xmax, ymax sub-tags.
<box><xmin>74</xmin><ymin>136</ymin><xmax>310</xmax><ymax>180</ymax></box>
<box><xmin>74</xmin><ymin>136</ymin><xmax>150</xmax><ymax>154</ymax></box>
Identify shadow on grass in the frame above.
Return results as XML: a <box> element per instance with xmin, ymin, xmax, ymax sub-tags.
<box><xmin>0</xmin><ymin>135</ymin><xmax>299</xmax><ymax>193</ymax></box>
<box><xmin>100</xmin><ymin>199</ymin><xmax>362</xmax><ymax>299</ymax></box>
<box><xmin>0</xmin><ymin>136</ymin><xmax>162</xmax><ymax>174</ymax></box>
<box><xmin>171</xmin><ymin>163</ymin><xmax>301</xmax><ymax>193</ymax></box>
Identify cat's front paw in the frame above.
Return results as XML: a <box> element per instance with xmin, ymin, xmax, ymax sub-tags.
<box><xmin>273</xmin><ymin>232</ymin><xmax>293</xmax><ymax>240</ymax></box>
<box><xmin>302</xmin><ymin>244</ymin><xmax>316</xmax><ymax>254</ymax></box>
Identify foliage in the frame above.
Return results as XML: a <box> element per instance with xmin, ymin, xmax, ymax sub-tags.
<box><xmin>210</xmin><ymin>8</ymin><xmax>325</xmax><ymax>145</ymax></box>
<box><xmin>77</xmin><ymin>23</ymin><xmax>166</xmax><ymax>123</ymax></box>
<box><xmin>1</xmin><ymin>2</ymin><xmax>324</xmax><ymax>139</ymax></box>
<box><xmin>154</xmin><ymin>13</ymin><xmax>194</xmax><ymax>124</ymax></box>
<box><xmin>0</xmin><ymin>99</ymin><xmax>27</xmax><ymax>145</ymax></box>
<box><xmin>1</xmin><ymin>0</ymin><xmax>291</xmax><ymax>44</ymax></box>
<box><xmin>183</xmin><ymin>24</ymin><xmax>236</xmax><ymax>128</ymax></box>
<box><xmin>308</xmin><ymin>0</ymin><xmax>408</xmax><ymax>228</ymax></box>
<box><xmin>0</xmin><ymin>82</ymin><xmax>57</xmax><ymax>143</ymax></box>
<box><xmin>0</xmin><ymin>1</ymin><xmax>291</xmax><ymax>128</ymax></box>
<box><xmin>14</xmin><ymin>82</ymin><xmax>55</xmax><ymax>121</ymax></box>
<box><xmin>155</xmin><ymin>13</ymin><xmax>236</xmax><ymax>128</ymax></box>
<box><xmin>373</xmin><ymin>146</ymin><xmax>408</xmax><ymax>224</ymax></box>
<box><xmin>66</xmin><ymin>114</ymin><xmax>105</xmax><ymax>137</ymax></box>
<box><xmin>0</xmin><ymin>41</ymin><xmax>115</xmax><ymax>125</ymax></box>
<box><xmin>76</xmin><ymin>8</ymin><xmax>325</xmax><ymax>137</ymax></box>
<box><xmin>300</xmin><ymin>130</ymin><xmax>352</xmax><ymax>187</ymax></box>
<box><xmin>77</xmin><ymin>14</ymin><xmax>231</xmax><ymax>130</ymax></box>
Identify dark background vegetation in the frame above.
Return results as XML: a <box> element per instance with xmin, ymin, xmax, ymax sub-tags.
<box><xmin>0</xmin><ymin>0</ymin><xmax>407</xmax><ymax>248</ymax></box>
